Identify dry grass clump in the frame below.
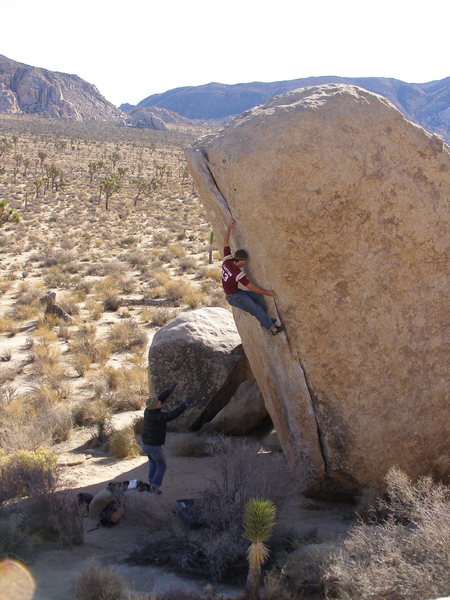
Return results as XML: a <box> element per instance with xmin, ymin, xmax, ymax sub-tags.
<box><xmin>141</xmin><ymin>306</ymin><xmax>179</xmax><ymax>328</ymax></box>
<box><xmin>0</xmin><ymin>315</ymin><xmax>17</xmax><ymax>336</ymax></box>
<box><xmin>182</xmin><ymin>288</ymin><xmax>207</xmax><ymax>309</ymax></box>
<box><xmin>0</xmin><ymin>277</ymin><xmax>12</xmax><ymax>295</ymax></box>
<box><xmin>72</xmin><ymin>398</ymin><xmax>111</xmax><ymax>429</ymax></box>
<box><xmin>107</xmin><ymin>318</ymin><xmax>147</xmax><ymax>352</ymax></box>
<box><xmin>323</xmin><ymin>468</ymin><xmax>450</xmax><ymax>600</ymax></box>
<box><xmin>88</xmin><ymin>363</ymin><xmax>147</xmax><ymax>411</ymax></box>
<box><xmin>108</xmin><ymin>425</ymin><xmax>141</xmax><ymax>458</ymax></box>
<box><xmin>0</xmin><ymin>390</ymin><xmax>73</xmax><ymax>451</ymax></box>
<box><xmin>71</xmin><ymin>563</ymin><xmax>131</xmax><ymax>600</ymax></box>
<box><xmin>70</xmin><ymin>324</ymin><xmax>111</xmax><ymax>363</ymax></box>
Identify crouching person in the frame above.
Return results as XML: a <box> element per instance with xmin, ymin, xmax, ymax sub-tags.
<box><xmin>142</xmin><ymin>384</ymin><xmax>193</xmax><ymax>494</ymax></box>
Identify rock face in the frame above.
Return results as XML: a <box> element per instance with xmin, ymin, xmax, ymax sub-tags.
<box><xmin>0</xmin><ymin>54</ymin><xmax>124</xmax><ymax>122</ymax></box>
<box><xmin>185</xmin><ymin>84</ymin><xmax>450</xmax><ymax>497</ymax></box>
<box><xmin>148</xmin><ymin>307</ymin><xmax>252</xmax><ymax>430</ymax></box>
<box><xmin>201</xmin><ymin>378</ymin><xmax>268</xmax><ymax>435</ymax></box>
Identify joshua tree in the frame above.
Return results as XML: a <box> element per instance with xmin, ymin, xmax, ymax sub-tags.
<box><xmin>45</xmin><ymin>164</ymin><xmax>63</xmax><ymax>190</ymax></box>
<box><xmin>110</xmin><ymin>151</ymin><xmax>121</xmax><ymax>169</ymax></box>
<box><xmin>22</xmin><ymin>158</ymin><xmax>30</xmax><ymax>176</ymax></box>
<box><xmin>243</xmin><ymin>498</ymin><xmax>276</xmax><ymax>600</ymax></box>
<box><xmin>33</xmin><ymin>177</ymin><xmax>45</xmax><ymax>199</ymax></box>
<box><xmin>208</xmin><ymin>229</ymin><xmax>215</xmax><ymax>264</ymax></box>
<box><xmin>117</xmin><ymin>166</ymin><xmax>128</xmax><ymax>182</ymax></box>
<box><xmin>99</xmin><ymin>173</ymin><xmax>121</xmax><ymax>210</ymax></box>
<box><xmin>88</xmin><ymin>160</ymin><xmax>104</xmax><ymax>183</ymax></box>
<box><xmin>132</xmin><ymin>175</ymin><xmax>162</xmax><ymax>207</ymax></box>
<box><xmin>0</xmin><ymin>199</ymin><xmax>21</xmax><ymax>227</ymax></box>
<box><xmin>37</xmin><ymin>151</ymin><xmax>47</xmax><ymax>170</ymax></box>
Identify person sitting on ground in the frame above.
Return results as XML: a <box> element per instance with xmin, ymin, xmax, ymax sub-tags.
<box><xmin>222</xmin><ymin>219</ymin><xmax>284</xmax><ymax>335</ymax></box>
<box><xmin>142</xmin><ymin>384</ymin><xmax>193</xmax><ymax>494</ymax></box>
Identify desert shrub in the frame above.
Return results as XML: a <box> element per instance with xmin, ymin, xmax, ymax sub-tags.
<box><xmin>21</xmin><ymin>491</ymin><xmax>84</xmax><ymax>548</ymax></box>
<box><xmin>122</xmin><ymin>251</ymin><xmax>147</xmax><ymax>268</ymax></box>
<box><xmin>72</xmin><ymin>398</ymin><xmax>110</xmax><ymax>426</ymax></box>
<box><xmin>323</xmin><ymin>468</ymin><xmax>450</xmax><ymax>600</ymax></box>
<box><xmin>47</xmin><ymin>405</ymin><xmax>74</xmax><ymax>443</ymax></box>
<box><xmin>178</xmin><ymin>256</ymin><xmax>197</xmax><ymax>273</ymax></box>
<box><xmin>71</xmin><ymin>563</ymin><xmax>131</xmax><ymax>600</ymax></box>
<box><xmin>107</xmin><ymin>318</ymin><xmax>147</xmax><ymax>351</ymax></box>
<box><xmin>109</xmin><ymin>426</ymin><xmax>141</xmax><ymax>458</ymax></box>
<box><xmin>0</xmin><ymin>448</ymin><xmax>58</xmax><ymax>501</ymax></box>
<box><xmin>0</xmin><ymin>511</ymin><xmax>37</xmax><ymax>560</ymax></box>
<box><xmin>104</xmin><ymin>295</ymin><xmax>121</xmax><ymax>311</ymax></box>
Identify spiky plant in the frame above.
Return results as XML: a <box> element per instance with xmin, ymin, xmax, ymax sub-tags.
<box><xmin>243</xmin><ymin>497</ymin><xmax>276</xmax><ymax>600</ymax></box>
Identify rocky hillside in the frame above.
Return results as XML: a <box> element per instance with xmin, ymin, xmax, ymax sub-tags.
<box><xmin>0</xmin><ymin>54</ymin><xmax>125</xmax><ymax>123</ymax></box>
<box><xmin>132</xmin><ymin>76</ymin><xmax>450</xmax><ymax>141</ymax></box>
<box><xmin>125</xmin><ymin>105</ymin><xmax>192</xmax><ymax>130</ymax></box>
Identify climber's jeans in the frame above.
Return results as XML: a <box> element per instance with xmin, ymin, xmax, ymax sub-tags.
<box><xmin>226</xmin><ymin>290</ymin><xmax>273</xmax><ymax>329</ymax></box>
<box><xmin>142</xmin><ymin>444</ymin><xmax>166</xmax><ymax>487</ymax></box>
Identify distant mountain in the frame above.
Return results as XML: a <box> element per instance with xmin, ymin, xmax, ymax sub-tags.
<box><xmin>130</xmin><ymin>76</ymin><xmax>450</xmax><ymax>141</ymax></box>
<box><xmin>0</xmin><ymin>54</ymin><xmax>125</xmax><ymax>123</ymax></box>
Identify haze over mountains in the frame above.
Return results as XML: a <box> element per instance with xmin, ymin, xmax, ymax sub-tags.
<box><xmin>0</xmin><ymin>53</ymin><xmax>448</xmax><ymax>141</ymax></box>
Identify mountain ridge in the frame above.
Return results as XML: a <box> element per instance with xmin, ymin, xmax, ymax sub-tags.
<box><xmin>127</xmin><ymin>76</ymin><xmax>450</xmax><ymax>141</ymax></box>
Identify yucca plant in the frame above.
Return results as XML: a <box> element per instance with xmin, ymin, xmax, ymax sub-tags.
<box><xmin>243</xmin><ymin>497</ymin><xmax>276</xmax><ymax>600</ymax></box>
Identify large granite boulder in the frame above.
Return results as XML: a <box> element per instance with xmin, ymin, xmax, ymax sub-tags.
<box><xmin>148</xmin><ymin>307</ymin><xmax>252</xmax><ymax>430</ymax></box>
<box><xmin>201</xmin><ymin>378</ymin><xmax>268</xmax><ymax>435</ymax></box>
<box><xmin>185</xmin><ymin>84</ymin><xmax>450</xmax><ymax>497</ymax></box>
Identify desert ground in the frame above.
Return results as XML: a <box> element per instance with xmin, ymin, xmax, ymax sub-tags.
<box><xmin>0</xmin><ymin>114</ymin><xmax>448</xmax><ymax>600</ymax></box>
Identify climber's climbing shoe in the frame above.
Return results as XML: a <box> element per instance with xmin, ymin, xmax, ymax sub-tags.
<box><xmin>271</xmin><ymin>325</ymin><xmax>285</xmax><ymax>336</ymax></box>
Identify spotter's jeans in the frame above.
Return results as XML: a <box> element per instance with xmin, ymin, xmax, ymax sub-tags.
<box><xmin>226</xmin><ymin>290</ymin><xmax>273</xmax><ymax>329</ymax></box>
<box><xmin>142</xmin><ymin>444</ymin><xmax>166</xmax><ymax>487</ymax></box>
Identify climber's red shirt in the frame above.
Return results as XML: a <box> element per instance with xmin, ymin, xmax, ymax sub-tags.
<box><xmin>222</xmin><ymin>246</ymin><xmax>250</xmax><ymax>294</ymax></box>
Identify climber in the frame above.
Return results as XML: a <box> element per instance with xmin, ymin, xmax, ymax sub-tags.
<box><xmin>222</xmin><ymin>219</ymin><xmax>284</xmax><ymax>335</ymax></box>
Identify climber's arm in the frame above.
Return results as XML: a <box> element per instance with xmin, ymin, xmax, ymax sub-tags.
<box><xmin>224</xmin><ymin>219</ymin><xmax>235</xmax><ymax>248</ymax></box>
<box><xmin>246</xmin><ymin>281</ymin><xmax>275</xmax><ymax>297</ymax></box>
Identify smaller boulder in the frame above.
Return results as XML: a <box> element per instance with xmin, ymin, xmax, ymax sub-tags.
<box><xmin>148</xmin><ymin>307</ymin><xmax>252</xmax><ymax>430</ymax></box>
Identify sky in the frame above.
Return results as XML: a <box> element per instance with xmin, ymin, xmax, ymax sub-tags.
<box><xmin>2</xmin><ymin>0</ymin><xmax>449</xmax><ymax>107</ymax></box>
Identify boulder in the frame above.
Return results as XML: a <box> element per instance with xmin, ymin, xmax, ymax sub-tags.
<box><xmin>185</xmin><ymin>84</ymin><xmax>450</xmax><ymax>497</ymax></box>
<box><xmin>201</xmin><ymin>378</ymin><xmax>268</xmax><ymax>435</ymax></box>
<box><xmin>148</xmin><ymin>307</ymin><xmax>252</xmax><ymax>430</ymax></box>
